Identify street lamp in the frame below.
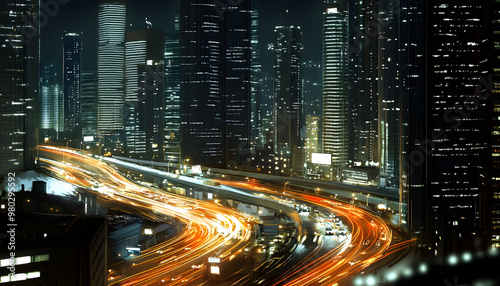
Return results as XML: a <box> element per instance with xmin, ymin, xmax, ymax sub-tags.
<box><xmin>97</xmin><ymin>143</ymin><xmax>104</xmax><ymax>155</ymax></box>
<box><xmin>182</xmin><ymin>158</ymin><xmax>190</xmax><ymax>173</ymax></box>
<box><xmin>151</xmin><ymin>154</ymin><xmax>158</xmax><ymax>166</ymax></box>
<box><xmin>366</xmin><ymin>194</ymin><xmax>370</xmax><ymax>207</ymax></box>
<box><xmin>167</xmin><ymin>155</ymin><xmax>173</xmax><ymax>173</ymax></box>
<box><xmin>284</xmin><ymin>181</ymin><xmax>290</xmax><ymax>192</ymax></box>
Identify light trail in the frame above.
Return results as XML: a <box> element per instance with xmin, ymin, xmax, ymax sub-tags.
<box><xmin>214</xmin><ymin>179</ymin><xmax>411</xmax><ymax>286</ymax></box>
<box><xmin>38</xmin><ymin>146</ymin><xmax>254</xmax><ymax>285</ymax></box>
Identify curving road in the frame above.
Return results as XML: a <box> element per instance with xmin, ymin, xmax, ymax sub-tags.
<box><xmin>213</xmin><ymin>180</ymin><xmax>414</xmax><ymax>286</ymax></box>
<box><xmin>38</xmin><ymin>146</ymin><xmax>254</xmax><ymax>285</ymax></box>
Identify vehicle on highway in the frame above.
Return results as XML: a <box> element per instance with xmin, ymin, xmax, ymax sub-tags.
<box><xmin>103</xmin><ymin>151</ymin><xmax>113</xmax><ymax>157</ymax></box>
<box><xmin>325</xmin><ymin>227</ymin><xmax>334</xmax><ymax>235</ymax></box>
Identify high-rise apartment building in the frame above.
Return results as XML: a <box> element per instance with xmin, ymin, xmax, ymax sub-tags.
<box><xmin>97</xmin><ymin>0</ymin><xmax>126</xmax><ymax>136</ymax></box>
<box><xmin>322</xmin><ymin>0</ymin><xmax>348</xmax><ymax>180</ymax></box>
<box><xmin>0</xmin><ymin>0</ymin><xmax>39</xmax><ymax>174</ymax></box>
<box><xmin>63</xmin><ymin>33</ymin><xmax>82</xmax><ymax>141</ymax></box>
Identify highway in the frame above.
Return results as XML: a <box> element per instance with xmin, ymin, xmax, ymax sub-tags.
<box><xmin>38</xmin><ymin>146</ymin><xmax>414</xmax><ymax>285</ymax></box>
<box><xmin>212</xmin><ymin>180</ymin><xmax>415</xmax><ymax>286</ymax></box>
<box><xmin>39</xmin><ymin>146</ymin><xmax>254</xmax><ymax>285</ymax></box>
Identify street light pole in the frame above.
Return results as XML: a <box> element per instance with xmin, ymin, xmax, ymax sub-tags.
<box><xmin>366</xmin><ymin>194</ymin><xmax>370</xmax><ymax>207</ymax></box>
<box><xmin>284</xmin><ymin>181</ymin><xmax>289</xmax><ymax>192</ymax></box>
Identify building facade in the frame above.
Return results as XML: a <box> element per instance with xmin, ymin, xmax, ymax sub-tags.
<box><xmin>180</xmin><ymin>0</ymin><xmax>251</xmax><ymax>168</ymax></box>
<box><xmin>63</xmin><ymin>33</ymin><xmax>82</xmax><ymax>141</ymax></box>
<box><xmin>164</xmin><ymin>16</ymin><xmax>181</xmax><ymax>170</ymax></box>
<box><xmin>40</xmin><ymin>63</ymin><xmax>63</xmax><ymax>140</ymax></box>
<box><xmin>273</xmin><ymin>24</ymin><xmax>303</xmax><ymax>175</ymax></box>
<box><xmin>0</xmin><ymin>0</ymin><xmax>39</xmax><ymax>174</ymax></box>
<box><xmin>97</xmin><ymin>0</ymin><xmax>126</xmax><ymax>136</ymax></box>
<box><xmin>124</xmin><ymin>30</ymin><xmax>165</xmax><ymax>161</ymax></box>
<box><xmin>322</xmin><ymin>0</ymin><xmax>349</xmax><ymax>180</ymax></box>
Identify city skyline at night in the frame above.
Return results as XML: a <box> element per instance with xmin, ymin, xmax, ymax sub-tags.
<box><xmin>1</xmin><ymin>0</ymin><xmax>500</xmax><ymax>285</ymax></box>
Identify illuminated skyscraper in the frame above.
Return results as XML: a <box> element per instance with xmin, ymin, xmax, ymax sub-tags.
<box><xmin>40</xmin><ymin>63</ymin><xmax>62</xmax><ymax>140</ymax></box>
<box><xmin>491</xmin><ymin>0</ymin><xmax>500</xmax><ymax>249</ymax></box>
<box><xmin>164</xmin><ymin>16</ymin><xmax>181</xmax><ymax>169</ymax></box>
<box><xmin>0</xmin><ymin>0</ymin><xmax>39</xmax><ymax>174</ymax></box>
<box><xmin>180</xmin><ymin>0</ymin><xmax>225</xmax><ymax>167</ymax></box>
<box><xmin>250</xmin><ymin>7</ymin><xmax>263</xmax><ymax>151</ymax></box>
<box><xmin>273</xmin><ymin>24</ymin><xmax>303</xmax><ymax>175</ymax></box>
<box><xmin>63</xmin><ymin>33</ymin><xmax>82</xmax><ymax>141</ymax></box>
<box><xmin>124</xmin><ymin>30</ymin><xmax>165</xmax><ymax>161</ymax></box>
<box><xmin>180</xmin><ymin>0</ymin><xmax>251</xmax><ymax>168</ymax></box>
<box><xmin>322</xmin><ymin>0</ymin><xmax>348</xmax><ymax>180</ymax></box>
<box><xmin>81</xmin><ymin>72</ymin><xmax>98</xmax><ymax>139</ymax></box>
<box><xmin>348</xmin><ymin>0</ymin><xmax>379</xmax><ymax>167</ymax></box>
<box><xmin>426</xmin><ymin>1</ymin><xmax>489</xmax><ymax>255</ymax></box>
<box><xmin>97</xmin><ymin>0</ymin><xmax>126</xmax><ymax>136</ymax></box>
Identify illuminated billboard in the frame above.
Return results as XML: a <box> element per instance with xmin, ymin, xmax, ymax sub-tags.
<box><xmin>311</xmin><ymin>153</ymin><xmax>332</xmax><ymax>165</ymax></box>
<box><xmin>83</xmin><ymin>136</ymin><xmax>94</xmax><ymax>142</ymax></box>
<box><xmin>191</xmin><ymin>165</ymin><xmax>202</xmax><ymax>174</ymax></box>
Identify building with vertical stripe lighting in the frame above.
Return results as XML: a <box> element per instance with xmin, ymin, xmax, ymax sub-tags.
<box><xmin>322</xmin><ymin>0</ymin><xmax>348</xmax><ymax>180</ymax></box>
<box><xmin>97</xmin><ymin>0</ymin><xmax>126</xmax><ymax>136</ymax></box>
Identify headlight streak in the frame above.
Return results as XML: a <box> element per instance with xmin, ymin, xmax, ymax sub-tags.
<box><xmin>214</xmin><ymin>179</ymin><xmax>411</xmax><ymax>286</ymax></box>
<box><xmin>38</xmin><ymin>146</ymin><xmax>253</xmax><ymax>285</ymax></box>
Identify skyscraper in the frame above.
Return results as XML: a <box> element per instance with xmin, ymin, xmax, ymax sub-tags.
<box><xmin>81</xmin><ymin>72</ymin><xmax>98</xmax><ymax>139</ymax></box>
<box><xmin>322</xmin><ymin>0</ymin><xmax>348</xmax><ymax>180</ymax></box>
<box><xmin>348</xmin><ymin>0</ymin><xmax>379</xmax><ymax>167</ymax></box>
<box><xmin>164</xmin><ymin>16</ymin><xmax>181</xmax><ymax>169</ymax></box>
<box><xmin>124</xmin><ymin>30</ymin><xmax>165</xmax><ymax>161</ymax></box>
<box><xmin>426</xmin><ymin>1</ymin><xmax>490</xmax><ymax>255</ymax></box>
<box><xmin>224</xmin><ymin>1</ymin><xmax>252</xmax><ymax>167</ymax></box>
<box><xmin>40</xmin><ymin>63</ymin><xmax>62</xmax><ymax>140</ymax></box>
<box><xmin>273</xmin><ymin>24</ymin><xmax>303</xmax><ymax>175</ymax></box>
<box><xmin>97</xmin><ymin>0</ymin><xmax>126</xmax><ymax>136</ymax></box>
<box><xmin>180</xmin><ymin>0</ymin><xmax>251</xmax><ymax>168</ymax></box>
<box><xmin>180</xmin><ymin>0</ymin><xmax>225</xmax><ymax>167</ymax></box>
<box><xmin>398</xmin><ymin>0</ymin><xmax>427</xmax><ymax>244</ymax></box>
<box><xmin>250</xmin><ymin>7</ymin><xmax>263</xmax><ymax>151</ymax></box>
<box><xmin>490</xmin><ymin>0</ymin><xmax>500</xmax><ymax>249</ymax></box>
<box><xmin>63</xmin><ymin>33</ymin><xmax>82</xmax><ymax>141</ymax></box>
<box><xmin>0</xmin><ymin>0</ymin><xmax>39</xmax><ymax>174</ymax></box>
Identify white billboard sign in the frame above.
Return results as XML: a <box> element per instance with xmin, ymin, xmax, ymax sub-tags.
<box><xmin>311</xmin><ymin>153</ymin><xmax>332</xmax><ymax>165</ymax></box>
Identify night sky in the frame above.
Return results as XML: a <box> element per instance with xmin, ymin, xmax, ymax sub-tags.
<box><xmin>41</xmin><ymin>0</ymin><xmax>323</xmax><ymax>75</ymax></box>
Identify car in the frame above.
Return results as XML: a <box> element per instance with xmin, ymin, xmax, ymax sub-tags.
<box><xmin>325</xmin><ymin>227</ymin><xmax>334</xmax><ymax>235</ymax></box>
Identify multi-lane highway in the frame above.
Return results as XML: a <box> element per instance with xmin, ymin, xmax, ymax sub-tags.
<box><xmin>38</xmin><ymin>145</ymin><xmax>414</xmax><ymax>285</ymax></box>
<box><xmin>39</xmin><ymin>146</ymin><xmax>254</xmax><ymax>285</ymax></box>
<box><xmin>212</xmin><ymin>180</ymin><xmax>414</xmax><ymax>286</ymax></box>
